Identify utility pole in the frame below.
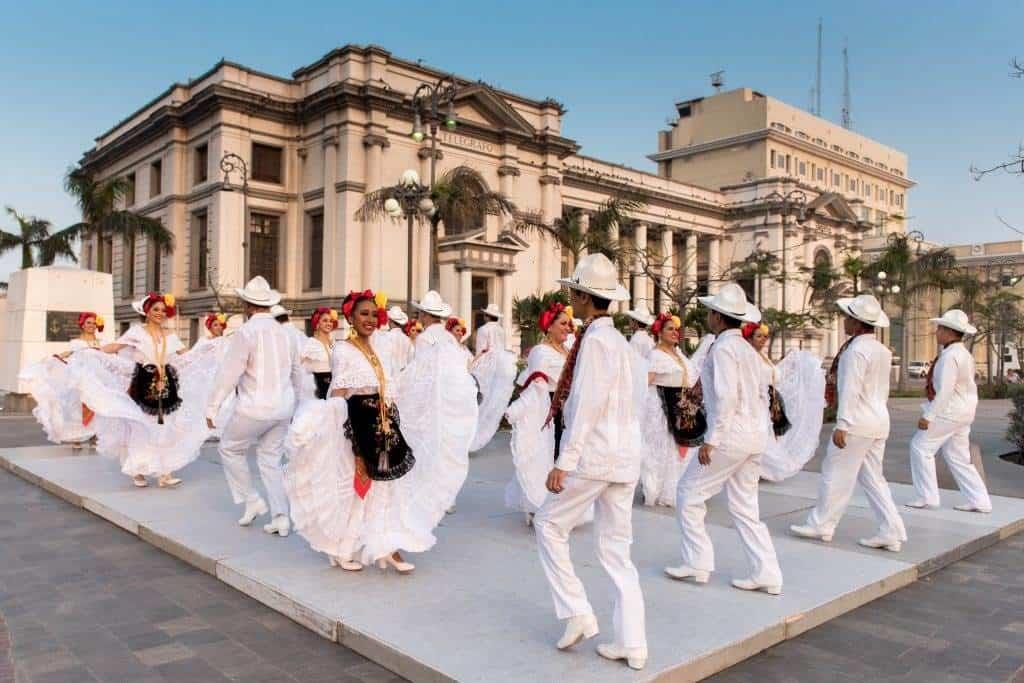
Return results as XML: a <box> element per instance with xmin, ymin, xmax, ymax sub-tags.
<box><xmin>815</xmin><ymin>18</ymin><xmax>823</xmax><ymax>116</ymax></box>
<box><xmin>841</xmin><ymin>40</ymin><xmax>852</xmax><ymax>129</ymax></box>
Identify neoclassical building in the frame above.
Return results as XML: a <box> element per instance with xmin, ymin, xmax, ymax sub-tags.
<box><xmin>78</xmin><ymin>44</ymin><xmax>913</xmax><ymax>357</ymax></box>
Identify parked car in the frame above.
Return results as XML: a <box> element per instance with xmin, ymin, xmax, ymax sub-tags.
<box><xmin>908</xmin><ymin>361</ymin><xmax>930</xmax><ymax>379</ymax></box>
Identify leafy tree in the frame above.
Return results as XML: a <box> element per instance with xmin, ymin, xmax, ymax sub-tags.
<box><xmin>0</xmin><ymin>206</ymin><xmax>79</xmax><ymax>269</ymax></box>
<box><xmin>63</xmin><ymin>166</ymin><xmax>173</xmax><ymax>273</ymax></box>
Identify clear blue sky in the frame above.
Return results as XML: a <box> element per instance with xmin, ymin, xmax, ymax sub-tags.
<box><xmin>2</xmin><ymin>0</ymin><xmax>1022</xmax><ymax>281</ymax></box>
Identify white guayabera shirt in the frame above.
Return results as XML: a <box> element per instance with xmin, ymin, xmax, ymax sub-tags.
<box><xmin>923</xmin><ymin>342</ymin><xmax>978</xmax><ymax>425</ymax></box>
<box><xmin>701</xmin><ymin>328</ymin><xmax>770</xmax><ymax>454</ymax></box>
<box><xmin>557</xmin><ymin>317</ymin><xmax>643</xmax><ymax>483</ymax></box>
<box><xmin>206</xmin><ymin>313</ymin><xmax>306</xmax><ymax>423</ymax></box>
<box><xmin>835</xmin><ymin>334</ymin><xmax>892</xmax><ymax>439</ymax></box>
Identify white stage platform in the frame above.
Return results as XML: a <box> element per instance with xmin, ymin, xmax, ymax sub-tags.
<box><xmin>2</xmin><ymin>438</ymin><xmax>1022</xmax><ymax>682</ymax></box>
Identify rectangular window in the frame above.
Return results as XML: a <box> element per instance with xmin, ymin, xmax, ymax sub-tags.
<box><xmin>191</xmin><ymin>210</ymin><xmax>208</xmax><ymax>289</ymax></box>
<box><xmin>252</xmin><ymin>143</ymin><xmax>283</xmax><ymax>184</ymax></box>
<box><xmin>249</xmin><ymin>212</ymin><xmax>280</xmax><ymax>288</ymax></box>
<box><xmin>122</xmin><ymin>234</ymin><xmax>135</xmax><ymax>298</ymax></box>
<box><xmin>150</xmin><ymin>160</ymin><xmax>162</xmax><ymax>197</ymax></box>
<box><xmin>307</xmin><ymin>211</ymin><xmax>324</xmax><ymax>290</ymax></box>
<box><xmin>125</xmin><ymin>173</ymin><xmax>136</xmax><ymax>206</ymax></box>
<box><xmin>194</xmin><ymin>144</ymin><xmax>208</xmax><ymax>184</ymax></box>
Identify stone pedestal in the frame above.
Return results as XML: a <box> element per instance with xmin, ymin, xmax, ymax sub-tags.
<box><xmin>0</xmin><ymin>266</ymin><xmax>114</xmax><ymax>394</ymax></box>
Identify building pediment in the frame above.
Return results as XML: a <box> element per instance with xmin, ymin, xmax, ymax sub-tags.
<box><xmin>451</xmin><ymin>85</ymin><xmax>536</xmax><ymax>137</ymax></box>
<box><xmin>805</xmin><ymin>192</ymin><xmax>859</xmax><ymax>223</ymax></box>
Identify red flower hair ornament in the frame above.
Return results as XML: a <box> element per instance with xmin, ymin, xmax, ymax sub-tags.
<box><xmin>742</xmin><ymin>322</ymin><xmax>770</xmax><ymax>339</ymax></box>
<box><xmin>651</xmin><ymin>312</ymin><xmax>682</xmax><ymax>337</ymax></box>
<box><xmin>539</xmin><ymin>303</ymin><xmax>574</xmax><ymax>334</ymax></box>
<box><xmin>142</xmin><ymin>292</ymin><xmax>176</xmax><ymax>318</ymax></box>
<box><xmin>77</xmin><ymin>312</ymin><xmax>104</xmax><ymax>332</ymax></box>
<box><xmin>341</xmin><ymin>290</ymin><xmax>389</xmax><ymax>328</ymax></box>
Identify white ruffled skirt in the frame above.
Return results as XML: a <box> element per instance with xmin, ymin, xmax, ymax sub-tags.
<box><xmin>639</xmin><ymin>385</ymin><xmax>690</xmax><ymax>507</ymax></box>
<box><xmin>19</xmin><ymin>355</ymin><xmax>95</xmax><ymax>445</ymax></box>
<box><xmin>68</xmin><ymin>349</ymin><xmax>217</xmax><ymax>477</ymax></box>
<box><xmin>760</xmin><ymin>350</ymin><xmax>827</xmax><ymax>482</ymax></box>
<box><xmin>469</xmin><ymin>349</ymin><xmax>517</xmax><ymax>452</ymax></box>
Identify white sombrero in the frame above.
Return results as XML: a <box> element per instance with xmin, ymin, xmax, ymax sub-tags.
<box><xmin>698</xmin><ymin>283</ymin><xmax>761</xmax><ymax>324</ymax></box>
<box><xmin>836</xmin><ymin>294</ymin><xmax>890</xmax><ymax>329</ymax></box>
<box><xmin>626</xmin><ymin>303</ymin><xmax>654</xmax><ymax>326</ymax></box>
<box><xmin>387</xmin><ymin>306</ymin><xmax>409</xmax><ymax>326</ymax></box>
<box><xmin>413</xmin><ymin>290</ymin><xmax>453</xmax><ymax>318</ymax></box>
<box><xmin>930</xmin><ymin>309</ymin><xmax>976</xmax><ymax>335</ymax></box>
<box><xmin>234</xmin><ymin>276</ymin><xmax>282</xmax><ymax>307</ymax></box>
<box><xmin>557</xmin><ymin>253</ymin><xmax>630</xmax><ymax>302</ymax></box>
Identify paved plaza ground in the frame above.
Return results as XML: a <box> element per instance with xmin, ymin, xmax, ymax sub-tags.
<box><xmin>0</xmin><ymin>398</ymin><xmax>1021</xmax><ymax>682</ymax></box>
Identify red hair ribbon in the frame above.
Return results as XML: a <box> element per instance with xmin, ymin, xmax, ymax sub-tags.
<box><xmin>341</xmin><ymin>290</ymin><xmax>387</xmax><ymax>328</ymax></box>
<box><xmin>539</xmin><ymin>302</ymin><xmax>569</xmax><ymax>333</ymax></box>
<box><xmin>310</xmin><ymin>307</ymin><xmax>339</xmax><ymax>331</ymax></box>
<box><xmin>651</xmin><ymin>312</ymin><xmax>681</xmax><ymax>337</ymax></box>
<box><xmin>142</xmin><ymin>292</ymin><xmax>176</xmax><ymax>318</ymax></box>
<box><xmin>742</xmin><ymin>322</ymin><xmax>770</xmax><ymax>340</ymax></box>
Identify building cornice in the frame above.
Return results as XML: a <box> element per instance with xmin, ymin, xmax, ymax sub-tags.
<box><xmin>649</xmin><ymin>128</ymin><xmax>916</xmax><ymax>189</ymax></box>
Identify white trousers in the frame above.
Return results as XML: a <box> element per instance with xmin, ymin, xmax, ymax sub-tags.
<box><xmin>805</xmin><ymin>434</ymin><xmax>907</xmax><ymax>542</ymax></box>
<box><xmin>534</xmin><ymin>476</ymin><xmax>647</xmax><ymax>650</ymax></box>
<box><xmin>675</xmin><ymin>448</ymin><xmax>782</xmax><ymax>586</ymax></box>
<box><xmin>218</xmin><ymin>414</ymin><xmax>290</xmax><ymax>517</ymax></box>
<box><xmin>910</xmin><ymin>418</ymin><xmax>992</xmax><ymax>510</ymax></box>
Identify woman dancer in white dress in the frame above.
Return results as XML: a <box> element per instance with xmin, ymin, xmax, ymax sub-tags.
<box><xmin>470</xmin><ymin>304</ymin><xmax>518</xmax><ymax>452</ymax></box>
<box><xmin>741</xmin><ymin>323</ymin><xmax>826</xmax><ymax>482</ymax></box>
<box><xmin>640</xmin><ymin>312</ymin><xmax>697</xmax><ymax>507</ymax></box>
<box><xmin>301</xmin><ymin>307</ymin><xmax>339</xmax><ymax>400</ymax></box>
<box><xmin>20</xmin><ymin>311</ymin><xmax>105</xmax><ymax>449</ymax></box>
<box><xmin>69</xmin><ymin>293</ymin><xmax>217</xmax><ymax>488</ymax></box>
<box><xmin>286</xmin><ymin>290</ymin><xmax>446</xmax><ymax>573</ymax></box>
<box><xmin>505</xmin><ymin>302</ymin><xmax>572</xmax><ymax>524</ymax></box>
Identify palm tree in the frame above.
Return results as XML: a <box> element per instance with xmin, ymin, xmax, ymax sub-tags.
<box><xmin>870</xmin><ymin>234</ymin><xmax>957</xmax><ymax>392</ymax></box>
<box><xmin>63</xmin><ymin>166</ymin><xmax>173</xmax><ymax>273</ymax></box>
<box><xmin>0</xmin><ymin>206</ymin><xmax>80</xmax><ymax>270</ymax></box>
<box><xmin>515</xmin><ymin>196</ymin><xmax>642</xmax><ymax>274</ymax></box>
<box><xmin>356</xmin><ymin>166</ymin><xmax>519</xmax><ymax>291</ymax></box>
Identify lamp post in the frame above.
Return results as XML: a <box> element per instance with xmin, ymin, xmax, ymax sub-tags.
<box><xmin>763</xmin><ymin>189</ymin><xmax>809</xmax><ymax>356</ymax></box>
<box><xmin>220</xmin><ymin>152</ymin><xmax>249</xmax><ymax>283</ymax></box>
<box><xmin>410</xmin><ymin>76</ymin><xmax>458</xmax><ymax>290</ymax></box>
<box><xmin>385</xmin><ymin>170</ymin><xmax>435</xmax><ymax>316</ymax></box>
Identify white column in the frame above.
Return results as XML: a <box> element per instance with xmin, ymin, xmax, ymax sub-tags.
<box><xmin>632</xmin><ymin>222</ymin><xmax>648</xmax><ymax>309</ymax></box>
<box><xmin>500</xmin><ymin>271</ymin><xmax>514</xmax><ymax>345</ymax></box>
<box><xmin>363</xmin><ymin>137</ymin><xmax>385</xmax><ymax>290</ymax></box>
<box><xmin>661</xmin><ymin>228</ymin><xmax>674</xmax><ymax>312</ymax></box>
<box><xmin>458</xmin><ymin>267</ymin><xmax>472</xmax><ymax>323</ymax></box>
<box><xmin>708</xmin><ymin>237</ymin><xmax>721</xmax><ymax>294</ymax></box>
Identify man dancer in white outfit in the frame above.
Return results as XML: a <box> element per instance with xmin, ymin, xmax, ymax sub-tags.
<box><xmin>791</xmin><ymin>294</ymin><xmax>908</xmax><ymax>551</ymax></box>
<box><xmin>207</xmin><ymin>277</ymin><xmax>306</xmax><ymax>536</ymax></box>
<box><xmin>666</xmin><ymin>283</ymin><xmax>783</xmax><ymax>595</ymax></box>
<box><xmin>534</xmin><ymin>254</ymin><xmax>647</xmax><ymax>671</ymax></box>
<box><xmin>907</xmin><ymin>309</ymin><xmax>992</xmax><ymax>513</ymax></box>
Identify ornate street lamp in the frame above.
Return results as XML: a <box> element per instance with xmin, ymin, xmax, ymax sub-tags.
<box><xmin>763</xmin><ymin>189</ymin><xmax>809</xmax><ymax>356</ymax></box>
<box><xmin>410</xmin><ymin>76</ymin><xmax>458</xmax><ymax>188</ymax></box>
<box><xmin>220</xmin><ymin>152</ymin><xmax>250</xmax><ymax>282</ymax></box>
<box><xmin>385</xmin><ymin>170</ymin><xmax>435</xmax><ymax>315</ymax></box>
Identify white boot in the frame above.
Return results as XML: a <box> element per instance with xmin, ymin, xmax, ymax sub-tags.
<box><xmin>238</xmin><ymin>498</ymin><xmax>268</xmax><ymax>526</ymax></box>
<box><xmin>596</xmin><ymin>643</ymin><xmax>647</xmax><ymax>670</ymax></box>
<box><xmin>262</xmin><ymin>514</ymin><xmax>290</xmax><ymax>537</ymax></box>
<box><xmin>556</xmin><ymin>614</ymin><xmax>599</xmax><ymax>650</ymax></box>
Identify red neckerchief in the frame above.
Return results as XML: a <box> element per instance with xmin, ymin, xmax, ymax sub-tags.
<box><xmin>544</xmin><ymin>314</ymin><xmax>609</xmax><ymax>428</ymax></box>
<box><xmin>825</xmin><ymin>332</ymin><xmax>873</xmax><ymax>408</ymax></box>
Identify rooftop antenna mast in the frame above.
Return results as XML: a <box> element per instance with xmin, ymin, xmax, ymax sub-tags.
<box><xmin>841</xmin><ymin>39</ymin><xmax>852</xmax><ymax>129</ymax></box>
<box><xmin>710</xmin><ymin>70</ymin><xmax>725</xmax><ymax>93</ymax></box>
<box><xmin>815</xmin><ymin>18</ymin><xmax>823</xmax><ymax>116</ymax></box>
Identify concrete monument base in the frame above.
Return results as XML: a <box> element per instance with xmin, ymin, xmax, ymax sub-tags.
<box><xmin>1</xmin><ymin>436</ymin><xmax>1021</xmax><ymax>682</ymax></box>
